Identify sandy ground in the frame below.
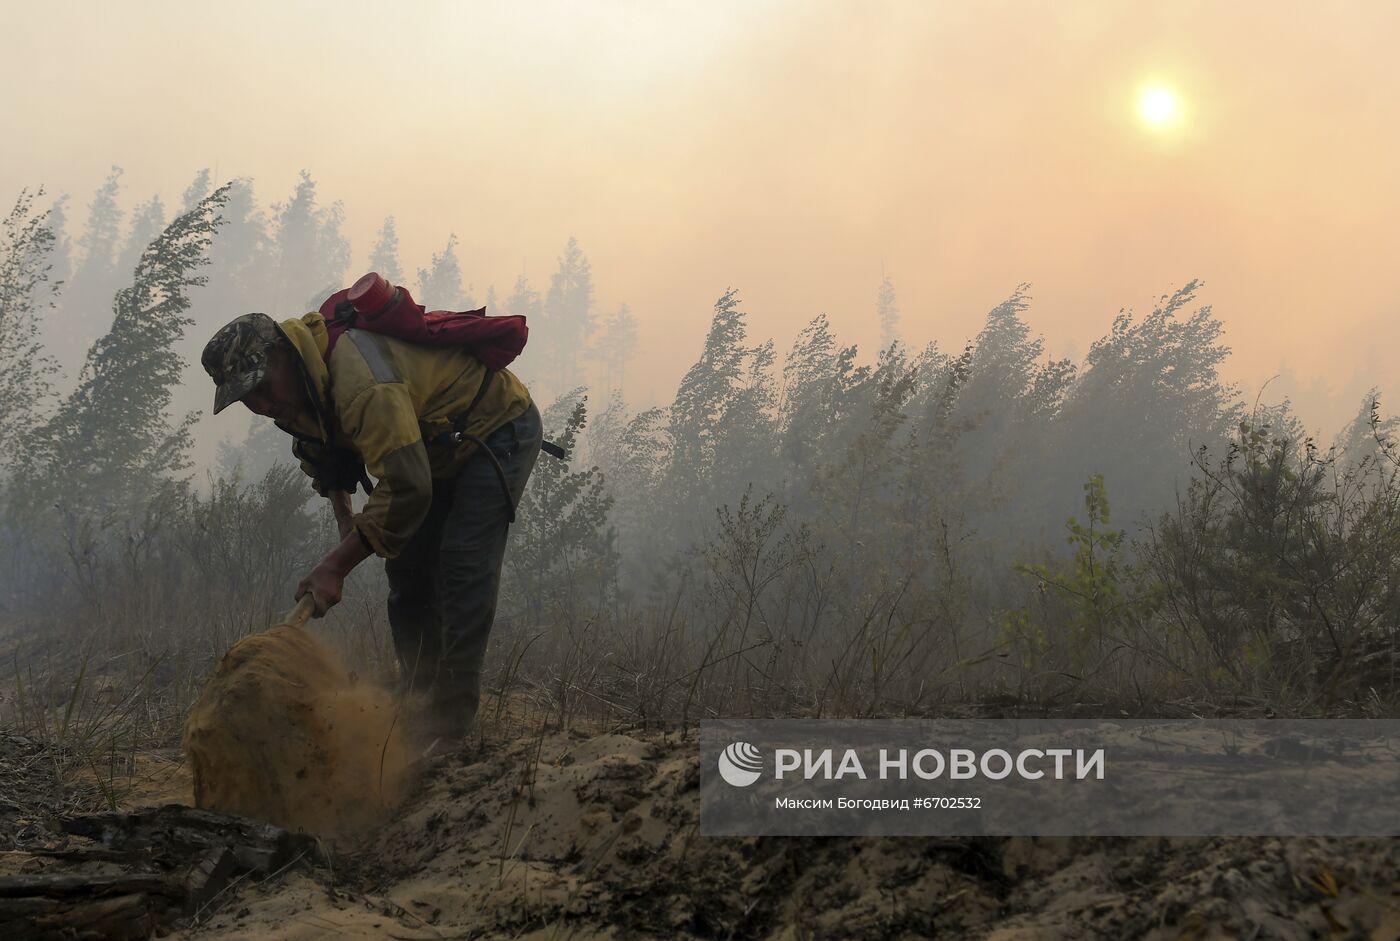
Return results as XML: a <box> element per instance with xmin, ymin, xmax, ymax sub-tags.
<box><xmin>163</xmin><ymin>721</ymin><xmax>1400</xmax><ymax>941</ymax></box>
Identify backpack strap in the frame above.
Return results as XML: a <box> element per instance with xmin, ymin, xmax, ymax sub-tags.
<box><xmin>429</xmin><ymin>370</ymin><xmax>570</xmax><ymax>523</ymax></box>
<box><xmin>447</xmin><ymin>370</ymin><xmax>567</xmax><ymax>462</ymax></box>
<box><xmin>454</xmin><ymin>369</ymin><xmax>495</xmax><ymax>437</ymax></box>
<box><xmin>429</xmin><ymin>370</ymin><xmax>520</xmax><ymax>522</ymax></box>
<box><xmin>450</xmin><ymin>429</ymin><xmax>519</xmax><ymax>523</ymax></box>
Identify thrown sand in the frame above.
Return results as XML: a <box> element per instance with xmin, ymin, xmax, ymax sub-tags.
<box><xmin>182</xmin><ymin>624</ymin><xmax>417</xmax><ymax>836</ymax></box>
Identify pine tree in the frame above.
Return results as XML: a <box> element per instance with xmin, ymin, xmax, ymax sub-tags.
<box><xmin>73</xmin><ymin>168</ymin><xmax>124</xmax><ymax>282</ymax></box>
<box><xmin>368</xmin><ymin>215</ymin><xmax>405</xmax><ymax>286</ymax></box>
<box><xmin>181</xmin><ymin>169</ymin><xmax>212</xmax><ymax>213</ymax></box>
<box><xmin>942</xmin><ymin>286</ymin><xmax>1047</xmax><ymax>494</ymax></box>
<box><xmin>63</xmin><ymin>166</ymin><xmax>125</xmax><ymax>369</ymax></box>
<box><xmin>503</xmin><ymin>273</ymin><xmax>544</xmax><ymax>385</ymax></box>
<box><xmin>506</xmin><ymin>394</ymin><xmax>616</xmax><ymax>623</ymax></box>
<box><xmin>269</xmin><ymin>171</ymin><xmax>348</xmax><ymax>312</ymax></box>
<box><xmin>116</xmin><ymin>195</ymin><xmax>166</xmax><ymax>280</ymax></box>
<box><xmin>542</xmin><ymin>237</ymin><xmax>594</xmax><ymax>391</ymax></box>
<box><xmin>961</xmin><ymin>285</ymin><xmax>1041</xmax><ymax>416</ymax></box>
<box><xmin>778</xmin><ymin>313</ymin><xmax>867</xmax><ymax>504</ymax></box>
<box><xmin>1333</xmin><ymin>390</ymin><xmax>1397</xmax><ymax>471</ymax></box>
<box><xmin>815</xmin><ymin>339</ymin><xmax>920</xmax><ymax>553</ymax></box>
<box><xmin>608</xmin><ymin>406</ymin><xmax>668</xmax><ymax>535</ymax></box>
<box><xmin>416</xmin><ymin>233</ymin><xmax>467</xmax><ymax>309</ymax></box>
<box><xmin>27</xmin><ymin>185</ymin><xmax>231</xmax><ymax>518</ymax></box>
<box><xmin>907</xmin><ymin>285</ymin><xmax>1077</xmax><ymax>551</ymax></box>
<box><xmin>713</xmin><ymin>336</ymin><xmax>778</xmax><ymax>504</ymax></box>
<box><xmin>1051</xmin><ymin>280</ymin><xmax>1240</xmax><ymax>535</ymax></box>
<box><xmin>666</xmin><ymin>288</ymin><xmax>753</xmax><ymax>520</ymax></box>
<box><xmin>206</xmin><ymin>178</ymin><xmax>267</xmax><ymax>310</ymax></box>
<box><xmin>596</xmin><ymin>303</ymin><xmax>639</xmax><ymax>397</ymax></box>
<box><xmin>186</xmin><ymin>178</ymin><xmax>269</xmax><ymax>376</ymax></box>
<box><xmin>39</xmin><ymin>194</ymin><xmax>70</xmax><ymax>310</ymax></box>
<box><xmin>504</xmin><ymin>273</ymin><xmax>541</xmax><ymax>318</ymax></box>
<box><xmin>885</xmin><ymin>338</ymin><xmax>978</xmax><ymax>568</ymax></box>
<box><xmin>0</xmin><ymin>188</ymin><xmax>61</xmax><ymax>472</ymax></box>
<box><xmin>877</xmin><ymin>272</ymin><xmax>899</xmax><ymax>351</ymax></box>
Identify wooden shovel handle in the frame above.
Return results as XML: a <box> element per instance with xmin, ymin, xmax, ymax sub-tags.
<box><xmin>280</xmin><ymin>593</ymin><xmax>317</xmax><ymax>628</ymax></box>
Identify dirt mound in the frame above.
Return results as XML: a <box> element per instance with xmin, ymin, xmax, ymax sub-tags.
<box><xmin>185</xmin><ymin>724</ymin><xmax>1400</xmax><ymax>940</ymax></box>
<box><xmin>182</xmin><ymin>625</ymin><xmax>416</xmax><ymax>836</ymax></box>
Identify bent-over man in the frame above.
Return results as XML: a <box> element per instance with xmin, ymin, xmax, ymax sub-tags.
<box><xmin>201</xmin><ymin>309</ymin><xmax>542</xmax><ymax>744</ymax></box>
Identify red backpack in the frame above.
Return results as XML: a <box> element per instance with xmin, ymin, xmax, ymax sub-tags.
<box><xmin>317</xmin><ymin>272</ymin><xmax>560</xmax><ymax>521</ymax></box>
<box><xmin>317</xmin><ymin>271</ymin><xmax>528</xmax><ymax>368</ymax></box>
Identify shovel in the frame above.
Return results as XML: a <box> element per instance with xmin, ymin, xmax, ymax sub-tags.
<box><xmin>281</xmin><ymin>593</ymin><xmax>317</xmax><ymax>629</ymax></box>
<box><xmin>183</xmin><ymin>590</ymin><xmax>398</xmax><ymax>833</ymax></box>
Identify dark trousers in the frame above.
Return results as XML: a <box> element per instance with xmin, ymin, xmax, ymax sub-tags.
<box><xmin>384</xmin><ymin>400</ymin><xmax>542</xmax><ymax>724</ymax></box>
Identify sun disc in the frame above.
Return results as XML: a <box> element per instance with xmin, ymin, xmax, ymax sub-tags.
<box><xmin>1137</xmin><ymin>86</ymin><xmax>1181</xmax><ymax>129</ymax></box>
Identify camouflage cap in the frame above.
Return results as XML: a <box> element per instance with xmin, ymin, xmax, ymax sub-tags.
<box><xmin>201</xmin><ymin>312</ymin><xmax>281</xmax><ymax>415</ymax></box>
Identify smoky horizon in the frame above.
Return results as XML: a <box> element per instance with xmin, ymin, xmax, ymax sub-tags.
<box><xmin>2</xmin><ymin>0</ymin><xmax>1395</xmax><ymax>462</ymax></box>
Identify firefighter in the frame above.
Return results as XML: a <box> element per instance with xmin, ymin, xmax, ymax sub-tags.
<box><xmin>200</xmin><ymin>308</ymin><xmax>542</xmax><ymax>747</ymax></box>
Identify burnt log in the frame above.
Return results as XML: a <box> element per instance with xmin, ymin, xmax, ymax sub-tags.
<box><xmin>0</xmin><ymin>804</ymin><xmax>319</xmax><ymax>939</ymax></box>
<box><xmin>0</xmin><ymin>873</ymin><xmax>183</xmax><ymax>940</ymax></box>
<box><xmin>61</xmin><ymin>803</ymin><xmax>321</xmax><ymax>873</ymax></box>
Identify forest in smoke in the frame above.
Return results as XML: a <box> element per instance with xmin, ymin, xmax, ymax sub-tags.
<box><xmin>2</xmin><ymin>167</ymin><xmax>1399</xmax><ymax>743</ymax></box>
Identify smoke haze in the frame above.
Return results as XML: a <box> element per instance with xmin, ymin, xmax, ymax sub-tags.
<box><xmin>3</xmin><ymin>0</ymin><xmax>1396</xmax><ymax>436</ymax></box>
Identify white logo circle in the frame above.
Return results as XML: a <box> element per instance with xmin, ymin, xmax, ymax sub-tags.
<box><xmin>718</xmin><ymin>741</ymin><xmax>763</xmax><ymax>787</ymax></box>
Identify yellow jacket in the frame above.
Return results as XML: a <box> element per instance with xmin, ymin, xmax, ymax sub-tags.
<box><xmin>274</xmin><ymin>312</ymin><xmax>532</xmax><ymax>559</ymax></box>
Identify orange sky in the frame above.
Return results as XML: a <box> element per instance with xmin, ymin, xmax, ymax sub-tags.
<box><xmin>4</xmin><ymin>0</ymin><xmax>1397</xmax><ymax>436</ymax></box>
